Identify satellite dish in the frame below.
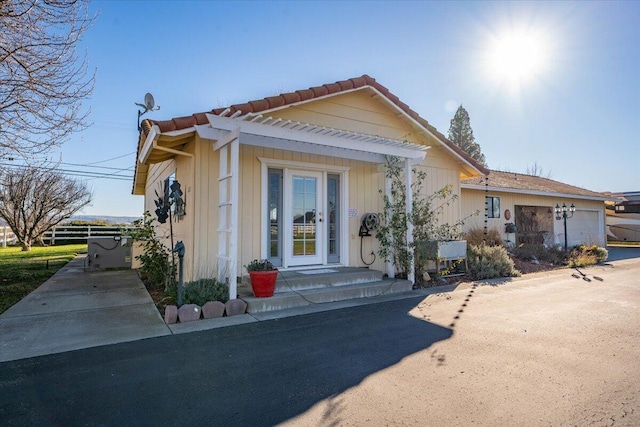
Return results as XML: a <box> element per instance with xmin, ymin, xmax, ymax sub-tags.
<box><xmin>136</xmin><ymin>92</ymin><xmax>160</xmax><ymax>132</ymax></box>
<box><xmin>144</xmin><ymin>93</ymin><xmax>155</xmax><ymax>111</ymax></box>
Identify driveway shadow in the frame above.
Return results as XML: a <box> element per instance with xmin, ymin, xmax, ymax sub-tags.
<box><xmin>0</xmin><ymin>297</ymin><xmax>450</xmax><ymax>426</ymax></box>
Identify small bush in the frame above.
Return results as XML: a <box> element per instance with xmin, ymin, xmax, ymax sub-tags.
<box><xmin>568</xmin><ymin>245</ymin><xmax>608</xmax><ymax>267</ymax></box>
<box><xmin>183</xmin><ymin>278</ymin><xmax>229</xmax><ymax>306</ymax></box>
<box><xmin>465</xmin><ymin>227</ymin><xmax>504</xmax><ymax>247</ymax></box>
<box><xmin>467</xmin><ymin>244</ymin><xmax>521</xmax><ymax>279</ymax></box>
<box><xmin>511</xmin><ymin>244</ymin><xmax>568</xmax><ymax>265</ymax></box>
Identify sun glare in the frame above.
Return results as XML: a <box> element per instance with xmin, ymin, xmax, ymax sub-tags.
<box><xmin>485</xmin><ymin>29</ymin><xmax>549</xmax><ymax>93</ymax></box>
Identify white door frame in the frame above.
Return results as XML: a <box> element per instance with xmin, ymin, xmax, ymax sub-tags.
<box><xmin>259</xmin><ymin>157</ymin><xmax>350</xmax><ymax>269</ymax></box>
<box><xmin>284</xmin><ymin>169</ymin><xmax>324</xmax><ymax>266</ymax></box>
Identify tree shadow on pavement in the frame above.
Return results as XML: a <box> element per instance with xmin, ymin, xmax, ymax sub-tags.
<box><xmin>0</xmin><ymin>297</ymin><xmax>451</xmax><ymax>427</ymax></box>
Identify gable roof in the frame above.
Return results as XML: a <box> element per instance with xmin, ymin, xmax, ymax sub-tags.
<box><xmin>461</xmin><ymin>170</ymin><xmax>610</xmax><ymax>201</ymax></box>
<box><xmin>137</xmin><ymin>75</ymin><xmax>489</xmax><ymax>175</ymax></box>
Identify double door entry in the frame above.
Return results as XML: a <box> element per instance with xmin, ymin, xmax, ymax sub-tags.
<box><xmin>267</xmin><ymin>168</ymin><xmax>340</xmax><ymax>267</ymax></box>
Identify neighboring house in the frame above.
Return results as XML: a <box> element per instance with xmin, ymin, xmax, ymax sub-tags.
<box><xmin>605</xmin><ymin>191</ymin><xmax>640</xmax><ymax>242</ymax></box>
<box><xmin>132</xmin><ymin>75</ymin><xmax>488</xmax><ymax>299</ymax></box>
<box><xmin>461</xmin><ymin>171</ymin><xmax>610</xmax><ymax>248</ymax></box>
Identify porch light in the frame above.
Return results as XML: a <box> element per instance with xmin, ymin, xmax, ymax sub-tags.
<box><xmin>554</xmin><ymin>203</ymin><xmax>576</xmax><ymax>250</ymax></box>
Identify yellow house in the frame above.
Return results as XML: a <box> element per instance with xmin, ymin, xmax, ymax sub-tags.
<box><xmin>461</xmin><ymin>171</ymin><xmax>609</xmax><ymax>248</ymax></box>
<box><xmin>132</xmin><ymin>75</ymin><xmax>488</xmax><ymax>301</ymax></box>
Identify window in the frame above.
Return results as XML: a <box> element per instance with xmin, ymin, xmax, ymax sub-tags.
<box><xmin>486</xmin><ymin>196</ymin><xmax>500</xmax><ymax>218</ymax></box>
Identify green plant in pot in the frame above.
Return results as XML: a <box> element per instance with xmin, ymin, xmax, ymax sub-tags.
<box><xmin>246</xmin><ymin>259</ymin><xmax>278</xmax><ymax>298</ymax></box>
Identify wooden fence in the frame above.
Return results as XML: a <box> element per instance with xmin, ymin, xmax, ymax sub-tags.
<box><xmin>1</xmin><ymin>225</ymin><xmax>136</xmax><ymax>247</ymax></box>
<box><xmin>43</xmin><ymin>225</ymin><xmax>135</xmax><ymax>245</ymax></box>
<box><xmin>1</xmin><ymin>226</ymin><xmax>17</xmax><ymax>248</ymax></box>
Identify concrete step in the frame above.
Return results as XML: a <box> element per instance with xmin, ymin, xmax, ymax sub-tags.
<box><xmin>273</xmin><ymin>267</ymin><xmax>383</xmax><ymax>293</ymax></box>
<box><xmin>241</xmin><ymin>278</ymin><xmax>413</xmax><ymax>314</ymax></box>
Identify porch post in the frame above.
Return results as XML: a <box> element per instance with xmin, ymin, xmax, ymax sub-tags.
<box><xmin>228</xmin><ymin>138</ymin><xmax>239</xmax><ymax>300</ymax></box>
<box><xmin>405</xmin><ymin>158</ymin><xmax>415</xmax><ymax>284</ymax></box>
<box><xmin>385</xmin><ymin>172</ymin><xmax>395</xmax><ymax>279</ymax></box>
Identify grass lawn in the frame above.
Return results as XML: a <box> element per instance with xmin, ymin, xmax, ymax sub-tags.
<box><xmin>0</xmin><ymin>244</ymin><xmax>87</xmax><ymax>315</ymax></box>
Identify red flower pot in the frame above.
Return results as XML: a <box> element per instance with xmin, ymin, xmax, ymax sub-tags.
<box><xmin>248</xmin><ymin>270</ymin><xmax>278</xmax><ymax>297</ymax></box>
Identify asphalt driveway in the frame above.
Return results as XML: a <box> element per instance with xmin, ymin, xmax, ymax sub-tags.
<box><xmin>0</xmin><ymin>252</ymin><xmax>638</xmax><ymax>426</ymax></box>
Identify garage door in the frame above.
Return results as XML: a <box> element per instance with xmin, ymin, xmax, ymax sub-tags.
<box><xmin>565</xmin><ymin>210</ymin><xmax>602</xmax><ymax>246</ymax></box>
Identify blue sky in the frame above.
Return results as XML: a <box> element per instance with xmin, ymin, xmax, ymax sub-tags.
<box><xmin>56</xmin><ymin>1</ymin><xmax>639</xmax><ymax>216</ymax></box>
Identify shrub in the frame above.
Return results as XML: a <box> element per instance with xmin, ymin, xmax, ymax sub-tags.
<box><xmin>183</xmin><ymin>278</ymin><xmax>229</xmax><ymax>306</ymax></box>
<box><xmin>129</xmin><ymin>212</ymin><xmax>173</xmax><ymax>289</ymax></box>
<box><xmin>465</xmin><ymin>227</ymin><xmax>504</xmax><ymax>247</ymax></box>
<box><xmin>467</xmin><ymin>244</ymin><xmax>521</xmax><ymax>279</ymax></box>
<box><xmin>511</xmin><ymin>244</ymin><xmax>568</xmax><ymax>265</ymax></box>
<box><xmin>568</xmin><ymin>245</ymin><xmax>608</xmax><ymax>267</ymax></box>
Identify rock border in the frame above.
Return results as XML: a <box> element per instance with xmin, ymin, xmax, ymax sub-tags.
<box><xmin>164</xmin><ymin>299</ymin><xmax>248</xmax><ymax>324</ymax></box>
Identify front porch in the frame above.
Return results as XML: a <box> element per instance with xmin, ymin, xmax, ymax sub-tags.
<box><xmin>239</xmin><ymin>267</ymin><xmax>413</xmax><ymax>313</ymax></box>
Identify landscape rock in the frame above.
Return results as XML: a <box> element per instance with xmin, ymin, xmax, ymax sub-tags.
<box><xmin>225</xmin><ymin>299</ymin><xmax>247</xmax><ymax>316</ymax></box>
<box><xmin>202</xmin><ymin>301</ymin><xmax>225</xmax><ymax>319</ymax></box>
<box><xmin>164</xmin><ymin>305</ymin><xmax>178</xmax><ymax>324</ymax></box>
<box><xmin>178</xmin><ymin>304</ymin><xmax>201</xmax><ymax>322</ymax></box>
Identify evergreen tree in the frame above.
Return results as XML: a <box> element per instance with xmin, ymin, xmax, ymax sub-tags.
<box><xmin>448</xmin><ymin>106</ymin><xmax>487</xmax><ymax>166</ymax></box>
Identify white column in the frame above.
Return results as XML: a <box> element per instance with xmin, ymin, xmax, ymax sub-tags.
<box><xmin>228</xmin><ymin>138</ymin><xmax>239</xmax><ymax>301</ymax></box>
<box><xmin>405</xmin><ymin>158</ymin><xmax>415</xmax><ymax>284</ymax></box>
<box><xmin>2</xmin><ymin>226</ymin><xmax>6</xmax><ymax>249</ymax></box>
<box><xmin>385</xmin><ymin>172</ymin><xmax>394</xmax><ymax>279</ymax></box>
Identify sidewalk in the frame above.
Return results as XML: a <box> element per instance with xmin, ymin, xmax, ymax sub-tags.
<box><xmin>0</xmin><ymin>255</ymin><xmax>171</xmax><ymax>362</ymax></box>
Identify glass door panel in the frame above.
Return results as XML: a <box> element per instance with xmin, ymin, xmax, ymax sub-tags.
<box><xmin>287</xmin><ymin>170</ymin><xmax>323</xmax><ymax>265</ymax></box>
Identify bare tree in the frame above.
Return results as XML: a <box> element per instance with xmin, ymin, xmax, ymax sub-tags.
<box><xmin>525</xmin><ymin>162</ymin><xmax>552</xmax><ymax>178</ymax></box>
<box><xmin>0</xmin><ymin>165</ymin><xmax>92</xmax><ymax>251</ymax></box>
<box><xmin>0</xmin><ymin>0</ymin><xmax>95</xmax><ymax>159</ymax></box>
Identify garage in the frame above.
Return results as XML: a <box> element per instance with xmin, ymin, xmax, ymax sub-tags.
<box><xmin>560</xmin><ymin>210</ymin><xmax>603</xmax><ymax>247</ymax></box>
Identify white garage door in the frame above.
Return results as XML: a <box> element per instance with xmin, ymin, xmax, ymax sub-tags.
<box><xmin>564</xmin><ymin>210</ymin><xmax>602</xmax><ymax>246</ymax></box>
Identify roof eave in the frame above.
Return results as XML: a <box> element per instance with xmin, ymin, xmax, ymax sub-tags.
<box><xmin>461</xmin><ymin>183</ymin><xmax>614</xmax><ymax>202</ymax></box>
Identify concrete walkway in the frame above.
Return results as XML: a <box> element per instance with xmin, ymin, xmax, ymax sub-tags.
<box><xmin>0</xmin><ymin>255</ymin><xmax>171</xmax><ymax>362</ymax></box>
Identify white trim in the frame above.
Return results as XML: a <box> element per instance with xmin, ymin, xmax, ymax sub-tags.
<box><xmin>140</xmin><ymin>125</ymin><xmax>194</xmax><ymax>164</ymax></box>
<box><xmin>284</xmin><ymin>169</ymin><xmax>324</xmax><ymax>266</ymax></box>
<box><xmin>404</xmin><ymin>159</ymin><xmax>415</xmax><ymax>284</ymax></box>
<box><xmin>257</xmin><ymin>157</ymin><xmax>351</xmax><ymax>172</ymax></box>
<box><xmin>140</xmin><ymin>125</ymin><xmax>159</xmax><ymax>163</ymax></box>
<box><xmin>162</xmin><ymin>127</ymin><xmax>196</xmax><ymax>137</ymax></box>
<box><xmin>203</xmin><ymin>113</ymin><xmax>427</xmax><ymax>162</ymax></box>
<box><xmin>462</xmin><ymin>184</ymin><xmax>610</xmax><ymax>202</ymax></box>
<box><xmin>213</xmin><ymin>126</ymin><xmax>240</xmax><ymax>151</ymax></box>
<box><xmin>384</xmin><ymin>173</ymin><xmax>394</xmax><ymax>279</ymax></box>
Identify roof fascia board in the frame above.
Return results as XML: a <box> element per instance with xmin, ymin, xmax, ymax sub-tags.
<box><xmin>366</xmin><ymin>86</ymin><xmax>485</xmax><ymax>176</ymax></box>
<box><xmin>461</xmin><ymin>183</ymin><xmax>611</xmax><ymax>202</ymax></box>
<box><xmin>203</xmin><ymin>113</ymin><xmax>427</xmax><ymax>161</ymax></box>
<box><xmin>139</xmin><ymin>125</ymin><xmax>159</xmax><ymax>164</ymax></box>
<box><xmin>162</xmin><ymin>128</ymin><xmax>195</xmax><ymax>138</ymax></box>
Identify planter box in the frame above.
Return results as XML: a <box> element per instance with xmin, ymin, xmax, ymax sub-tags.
<box><xmin>436</xmin><ymin>240</ymin><xmax>467</xmax><ymax>260</ymax></box>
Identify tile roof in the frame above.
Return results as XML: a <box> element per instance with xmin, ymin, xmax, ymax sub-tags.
<box><xmin>462</xmin><ymin>170</ymin><xmax>608</xmax><ymax>200</ymax></box>
<box><xmin>138</xmin><ymin>74</ymin><xmax>489</xmax><ymax>175</ymax></box>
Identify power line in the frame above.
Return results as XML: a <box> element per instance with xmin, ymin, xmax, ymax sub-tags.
<box><xmin>84</xmin><ymin>151</ymin><xmax>136</xmax><ymax>165</ymax></box>
<box><xmin>0</xmin><ymin>162</ymin><xmax>133</xmax><ymax>181</ymax></box>
<box><xmin>59</xmin><ymin>161</ymin><xmax>135</xmax><ymax>171</ymax></box>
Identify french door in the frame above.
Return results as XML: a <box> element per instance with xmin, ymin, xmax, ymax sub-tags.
<box><xmin>266</xmin><ymin>167</ymin><xmax>341</xmax><ymax>268</ymax></box>
<box><xmin>286</xmin><ymin>170</ymin><xmax>323</xmax><ymax>266</ymax></box>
